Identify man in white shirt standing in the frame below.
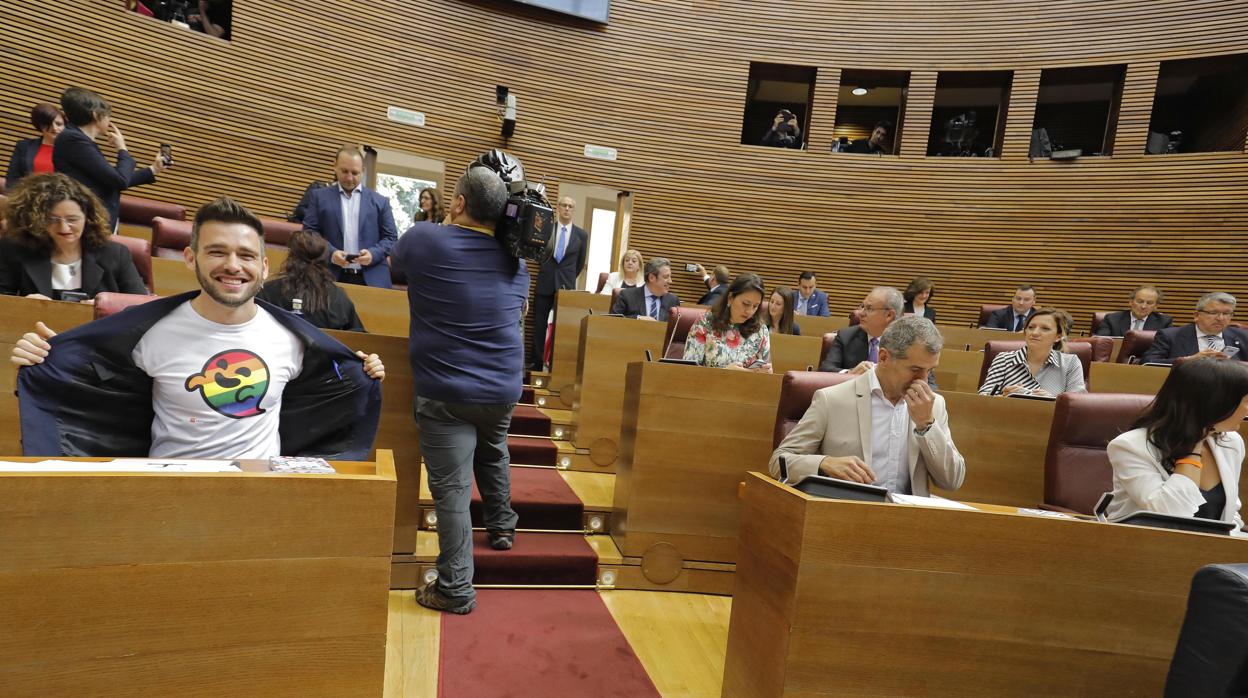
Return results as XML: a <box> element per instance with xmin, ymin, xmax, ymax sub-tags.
<box><xmin>770</xmin><ymin>316</ymin><xmax>965</xmax><ymax>495</ymax></box>
<box><xmin>529</xmin><ymin>195</ymin><xmax>587</xmax><ymax>371</ymax></box>
<box><xmin>302</xmin><ymin>147</ymin><xmax>399</xmax><ymax>288</ymax></box>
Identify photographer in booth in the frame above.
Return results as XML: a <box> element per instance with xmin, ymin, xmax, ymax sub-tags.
<box><xmin>391</xmin><ymin>150</ymin><xmax>553</xmax><ymax>616</ymax></box>
<box><xmin>761</xmin><ymin>109</ymin><xmax>803</xmax><ymax>149</ymax></box>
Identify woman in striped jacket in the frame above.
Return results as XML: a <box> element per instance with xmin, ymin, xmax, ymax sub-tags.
<box><xmin>979</xmin><ymin>307</ymin><xmax>1086</xmax><ymax>398</ymax></box>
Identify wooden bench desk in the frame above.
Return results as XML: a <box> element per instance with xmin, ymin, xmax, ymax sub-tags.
<box><xmin>545</xmin><ymin>290</ymin><xmax>612</xmax><ymax>405</ymax></box>
<box><xmin>794</xmin><ymin>314</ymin><xmax>850</xmax><ymax>337</ymax></box>
<box><xmin>769</xmin><ymin>334</ymin><xmax>822</xmax><ymax>374</ymax></box>
<box><xmin>931</xmin><ymin>392</ymin><xmax>1056</xmax><ymax>506</ymax></box>
<box><xmin>933</xmin><ymin>347</ymin><xmax>985</xmax><ymax>393</ymax></box>
<box><xmin>1090</xmin><ymin>361</ymin><xmax>1170</xmax><ymax>395</ymax></box>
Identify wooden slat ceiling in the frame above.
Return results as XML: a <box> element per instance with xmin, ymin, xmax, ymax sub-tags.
<box><xmin>1</xmin><ymin>0</ymin><xmax>1246</xmax><ymax>330</ymax></box>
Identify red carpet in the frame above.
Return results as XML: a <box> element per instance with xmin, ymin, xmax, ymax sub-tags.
<box><xmin>471</xmin><ymin>467</ymin><xmax>583</xmax><ymax>530</ymax></box>
<box><xmin>507</xmin><ymin>435</ymin><xmax>557</xmax><ymax>466</ymax></box>
<box><xmin>471</xmin><ymin>531</ymin><xmax>598</xmax><ymax>585</ymax></box>
<box><xmin>509</xmin><ymin>404</ymin><xmax>552</xmax><ymax>437</ymax></box>
<box><xmin>520</xmin><ymin>386</ymin><xmax>535</xmax><ymax>404</ymax></box>
<box><xmin>439</xmin><ymin>589</ymin><xmax>660</xmax><ymax>698</ymax></box>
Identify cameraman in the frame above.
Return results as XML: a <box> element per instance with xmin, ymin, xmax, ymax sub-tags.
<box><xmin>391</xmin><ymin>166</ymin><xmax>527</xmax><ymax>615</ymax></box>
<box><xmin>761</xmin><ymin>109</ymin><xmax>803</xmax><ymax>149</ymax></box>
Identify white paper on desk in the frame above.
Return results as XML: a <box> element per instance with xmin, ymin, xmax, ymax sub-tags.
<box><xmin>888</xmin><ymin>493</ymin><xmax>977</xmax><ymax>510</ymax></box>
<box><xmin>0</xmin><ymin>459</ymin><xmax>241</xmax><ymax>473</ymax></box>
<box><xmin>1017</xmin><ymin>508</ymin><xmax>1076</xmax><ymax>519</ymax></box>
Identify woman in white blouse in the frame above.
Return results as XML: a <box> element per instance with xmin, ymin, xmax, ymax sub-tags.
<box><xmin>1106</xmin><ymin>357</ymin><xmax>1248</xmax><ymax>529</ymax></box>
<box><xmin>599</xmin><ymin>249</ymin><xmax>643</xmax><ymax>294</ymax></box>
<box><xmin>978</xmin><ymin>308</ymin><xmax>1086</xmax><ymax>397</ymax></box>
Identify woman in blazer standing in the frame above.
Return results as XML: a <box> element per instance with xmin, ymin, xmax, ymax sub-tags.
<box><xmin>1106</xmin><ymin>357</ymin><xmax>1248</xmax><ymax>531</ymax></box>
<box><xmin>4</xmin><ymin>103</ymin><xmax>64</xmax><ymax>190</ymax></box>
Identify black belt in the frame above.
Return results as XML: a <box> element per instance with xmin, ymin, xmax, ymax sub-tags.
<box><xmin>342</xmin><ymin>268</ymin><xmax>363</xmax><ymax>275</ymax></box>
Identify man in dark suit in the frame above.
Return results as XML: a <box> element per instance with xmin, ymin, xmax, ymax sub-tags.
<box><xmin>983</xmin><ymin>285</ymin><xmax>1037</xmax><ymax>331</ymax></box>
<box><xmin>1142</xmin><ymin>292</ymin><xmax>1248</xmax><ymax>364</ymax></box>
<box><xmin>529</xmin><ymin>196</ymin><xmax>588</xmax><ymax>370</ymax></box>
<box><xmin>1094</xmin><ymin>285</ymin><xmax>1174</xmax><ymax>336</ymax></box>
<box><xmin>795</xmin><ymin>271</ymin><xmax>829</xmax><ymax>317</ymax></box>
<box><xmin>302</xmin><ymin>147</ymin><xmax>398</xmax><ymax>288</ymax></box>
<box><xmin>696</xmin><ymin>264</ymin><xmax>730</xmax><ymax>306</ymax></box>
<box><xmin>819</xmin><ymin>286</ymin><xmax>902</xmax><ymax>373</ymax></box>
<box><xmin>612</xmin><ymin>257</ymin><xmax>680</xmax><ymax>320</ymax></box>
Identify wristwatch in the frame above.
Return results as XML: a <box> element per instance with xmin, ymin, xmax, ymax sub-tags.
<box><xmin>914</xmin><ymin>420</ymin><xmax>936</xmax><ymax>436</ymax></box>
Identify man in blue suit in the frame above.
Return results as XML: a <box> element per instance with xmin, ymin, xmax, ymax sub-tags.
<box><xmin>795</xmin><ymin>271</ymin><xmax>829</xmax><ymax>317</ymax></box>
<box><xmin>302</xmin><ymin>147</ymin><xmax>398</xmax><ymax>288</ymax></box>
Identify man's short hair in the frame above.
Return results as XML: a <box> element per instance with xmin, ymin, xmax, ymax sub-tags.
<box><xmin>335</xmin><ymin>146</ymin><xmax>364</xmax><ymax>162</ymax></box>
<box><xmin>645</xmin><ymin>257</ymin><xmax>670</xmax><ymax>282</ymax></box>
<box><xmin>1016</xmin><ymin>284</ymin><xmax>1036</xmax><ymax>294</ymax></box>
<box><xmin>60</xmin><ymin>87</ymin><xmax>110</xmax><ymax>127</ymax></box>
<box><xmin>454</xmin><ymin>168</ymin><xmax>507</xmax><ymax>226</ymax></box>
<box><xmin>1196</xmin><ymin>292</ymin><xmax>1237</xmax><ymax>311</ymax></box>
<box><xmin>713</xmin><ymin>265</ymin><xmax>730</xmax><ymax>284</ymax></box>
<box><xmin>1131</xmin><ymin>284</ymin><xmax>1164</xmax><ymax>303</ymax></box>
<box><xmin>798</xmin><ymin>271</ymin><xmax>816</xmax><ymax>283</ymax></box>
<box><xmin>872</xmin><ymin>286</ymin><xmax>904</xmax><ymax>317</ymax></box>
<box><xmin>190</xmin><ymin>197</ymin><xmax>265</xmax><ymax>250</ymax></box>
<box><xmin>880</xmin><ymin>315</ymin><xmax>943</xmax><ymax>357</ymax></box>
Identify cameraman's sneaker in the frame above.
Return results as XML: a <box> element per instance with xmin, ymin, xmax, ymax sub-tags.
<box><xmin>415</xmin><ymin>581</ymin><xmax>475</xmax><ymax>615</ymax></box>
<box><xmin>488</xmin><ymin>530</ymin><xmax>515</xmax><ymax>550</ymax></box>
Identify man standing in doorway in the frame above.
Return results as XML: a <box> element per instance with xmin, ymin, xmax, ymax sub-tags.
<box><xmin>303</xmin><ymin>146</ymin><xmax>399</xmax><ymax>289</ymax></box>
<box><xmin>529</xmin><ymin>195</ymin><xmax>588</xmax><ymax>371</ymax></box>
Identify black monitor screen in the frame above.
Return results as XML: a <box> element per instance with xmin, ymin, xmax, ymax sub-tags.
<box><xmin>510</xmin><ymin>0</ymin><xmax>609</xmax><ymax>23</ymax></box>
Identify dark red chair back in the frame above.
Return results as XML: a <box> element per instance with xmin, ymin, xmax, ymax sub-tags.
<box><xmin>664</xmin><ymin>306</ymin><xmax>708</xmax><ymax>359</ymax></box>
<box><xmin>1117</xmin><ymin>330</ymin><xmax>1158</xmax><ymax>364</ymax></box>
<box><xmin>978</xmin><ymin>304</ymin><xmax>1009</xmax><ymax>328</ymax></box>
<box><xmin>112</xmin><ymin>235</ymin><xmax>153</xmax><ymax>293</ymax></box>
<box><xmin>610</xmin><ymin>287</ymin><xmax>623</xmax><ymax>313</ymax></box>
<box><xmin>151</xmin><ymin>217</ymin><xmax>193</xmax><ymax>259</ymax></box>
<box><xmin>93</xmin><ymin>292</ymin><xmax>160</xmax><ymax>319</ymax></box>
<box><xmin>819</xmin><ymin>332</ymin><xmax>838</xmax><ymax>366</ymax></box>
<box><xmin>848</xmin><ymin>308</ymin><xmax>863</xmax><ymax>326</ymax></box>
<box><xmin>1068</xmin><ymin>336</ymin><xmax>1114</xmax><ymax>364</ymax></box>
<box><xmin>1089</xmin><ymin>312</ymin><xmax>1109</xmax><ymax>336</ymax></box>
<box><xmin>980</xmin><ymin>340</ymin><xmax>1093</xmax><ymax>389</ymax></box>
<box><xmin>119</xmin><ymin>196</ymin><xmax>187</xmax><ymax>226</ymax></box>
<box><xmin>595</xmin><ymin>272</ymin><xmax>609</xmax><ymax>294</ymax></box>
<box><xmin>773</xmin><ymin>370</ymin><xmax>856</xmax><ymax>448</ymax></box>
<box><xmin>260</xmin><ymin>218</ymin><xmax>300</xmax><ymax>248</ymax></box>
<box><xmin>1044</xmin><ymin>392</ymin><xmax>1151</xmax><ymax>514</ymax></box>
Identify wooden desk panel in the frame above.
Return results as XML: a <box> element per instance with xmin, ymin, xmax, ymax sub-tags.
<box><xmin>932</xmin><ymin>392</ymin><xmax>1054</xmax><ymax>507</ymax></box>
<box><xmin>795</xmin><ymin>315</ymin><xmax>849</xmax><ymax>337</ymax></box>
<box><xmin>933</xmin><ymin>348</ymin><xmax>985</xmax><ymax>393</ymax></box>
<box><xmin>613</xmin><ymin>362</ymin><xmax>783</xmax><ymax>564</ymax></box>
<box><xmin>151</xmin><ymin>256</ymin><xmax>200</xmax><ymax>296</ymax></box>
<box><xmin>1090</xmin><ymin>361</ymin><xmax>1170</xmax><ymax>395</ymax></box>
<box><xmin>769</xmin><ymin>334</ymin><xmax>822</xmax><ymax>374</ymax></box>
<box><xmin>938</xmin><ymin>325</ymin><xmax>1018</xmax><ymax>351</ymax></box>
<box><xmin>0</xmin><ymin>453</ymin><xmax>395</xmax><ymax>696</ymax></box>
<box><xmin>338</xmin><ymin>282</ymin><xmax>408</xmax><ymax>338</ymax></box>
<box><xmin>571</xmin><ymin>316</ymin><xmax>666</xmax><ymax>467</ymax></box>
<box><xmin>725</xmin><ymin>473</ymin><xmax>1248</xmax><ymax>697</ymax></box>
<box><xmin>547</xmin><ymin>290</ymin><xmax>612</xmax><ymax>406</ymax></box>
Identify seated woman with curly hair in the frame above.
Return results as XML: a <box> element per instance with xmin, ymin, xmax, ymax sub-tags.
<box><xmin>0</xmin><ymin>172</ymin><xmax>146</xmax><ymax>301</ymax></box>
<box><xmin>257</xmin><ymin>229</ymin><xmax>365</xmax><ymax>331</ymax></box>
<box><xmin>682</xmin><ymin>273</ymin><xmax>771</xmax><ymax>372</ymax></box>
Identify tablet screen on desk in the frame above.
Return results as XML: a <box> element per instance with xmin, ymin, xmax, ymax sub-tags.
<box><xmin>658</xmin><ymin>358</ymin><xmax>699</xmax><ymax>366</ymax></box>
<box><xmin>791</xmin><ymin>475</ymin><xmax>889</xmax><ymax>503</ymax></box>
<box><xmin>1118</xmin><ymin>511</ymin><xmax>1236</xmax><ymax>535</ymax></box>
<box><xmin>1006</xmin><ymin>392</ymin><xmax>1057</xmax><ymax>401</ymax></box>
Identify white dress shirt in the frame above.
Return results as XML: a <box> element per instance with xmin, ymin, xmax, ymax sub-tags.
<box><xmin>1201</xmin><ymin>332</ymin><xmax>1225</xmax><ymax>351</ymax></box>
<box><xmin>868</xmin><ymin>368</ymin><xmax>913</xmax><ymax>494</ymax></box>
<box><xmin>338</xmin><ymin>183</ymin><xmax>363</xmax><ymax>270</ymax></box>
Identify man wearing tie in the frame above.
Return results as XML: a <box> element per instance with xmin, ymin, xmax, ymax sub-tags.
<box><xmin>530</xmin><ymin>196</ymin><xmax>588</xmax><ymax>371</ymax></box>
<box><xmin>818</xmin><ymin>286</ymin><xmax>903</xmax><ymax>374</ymax></box>
<box><xmin>1142</xmin><ymin>292</ymin><xmax>1248</xmax><ymax>364</ymax></box>
<box><xmin>1094</xmin><ymin>285</ymin><xmax>1174</xmax><ymax>336</ymax></box>
<box><xmin>611</xmin><ymin>257</ymin><xmax>680</xmax><ymax>320</ymax></box>
<box><xmin>302</xmin><ymin>147</ymin><xmax>398</xmax><ymax>288</ymax></box>
<box><xmin>984</xmin><ymin>285</ymin><xmax>1037</xmax><ymax>331</ymax></box>
<box><xmin>794</xmin><ymin>271</ymin><xmax>830</xmax><ymax>317</ymax></box>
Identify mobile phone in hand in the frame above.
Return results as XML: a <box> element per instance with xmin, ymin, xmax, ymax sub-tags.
<box><xmin>1224</xmin><ymin>346</ymin><xmax>1241</xmax><ymax>359</ymax></box>
<box><xmin>159</xmin><ymin>143</ymin><xmax>173</xmax><ymax>166</ymax></box>
<box><xmin>684</xmin><ymin>263</ymin><xmax>698</xmax><ymax>273</ymax></box>
<box><xmin>344</xmin><ymin>253</ymin><xmax>361</xmax><ymax>262</ymax></box>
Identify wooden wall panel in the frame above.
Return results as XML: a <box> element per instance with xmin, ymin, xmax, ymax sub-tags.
<box><xmin>2</xmin><ymin>0</ymin><xmax>1247</xmax><ymax>335</ymax></box>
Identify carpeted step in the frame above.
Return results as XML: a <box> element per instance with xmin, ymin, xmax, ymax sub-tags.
<box><xmin>507</xmin><ymin>435</ymin><xmax>557</xmax><ymax>466</ymax></box>
<box><xmin>520</xmin><ymin>386</ymin><xmax>535</xmax><ymax>404</ymax></box>
<box><xmin>439</xmin><ymin>589</ymin><xmax>660</xmax><ymax>697</ymax></box>
<box><xmin>470</xmin><ymin>466</ymin><xmax>583</xmax><ymax>530</ymax></box>
<box><xmin>471</xmin><ymin>531</ymin><xmax>597</xmax><ymax>586</ymax></box>
<box><xmin>509</xmin><ymin>404</ymin><xmax>551</xmax><ymax>437</ymax></box>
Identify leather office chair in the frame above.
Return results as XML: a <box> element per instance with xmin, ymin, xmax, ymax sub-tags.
<box><xmin>772</xmin><ymin>370</ymin><xmax>857</xmax><ymax>448</ymax></box>
<box><xmin>847</xmin><ymin>307</ymin><xmax>863</xmax><ymax>326</ymax></box>
<box><xmin>1117</xmin><ymin>330</ymin><xmax>1158</xmax><ymax>364</ymax></box>
<box><xmin>1166</xmin><ymin>564</ymin><xmax>1248</xmax><ymax>698</ymax></box>
<box><xmin>979</xmin><ymin>340</ymin><xmax>1093</xmax><ymax>390</ymax></box>
<box><xmin>1043</xmin><ymin>392</ymin><xmax>1150</xmax><ymax>514</ymax></box>
<box><xmin>595</xmin><ymin>272</ymin><xmax>609</xmax><ymax>294</ymax></box>
<box><xmin>609</xmin><ymin>287</ymin><xmax>623</xmax><ymax>313</ymax></box>
<box><xmin>150</xmin><ymin>217</ymin><xmax>193</xmax><ymax>259</ymax></box>
<box><xmin>819</xmin><ymin>332</ymin><xmax>838</xmax><ymax>366</ymax></box>
<box><xmin>978</xmin><ymin>304</ymin><xmax>1009</xmax><ymax>328</ymax></box>
<box><xmin>1068</xmin><ymin>336</ymin><xmax>1114</xmax><ymax>364</ymax></box>
<box><xmin>663</xmin><ymin>307</ymin><xmax>708</xmax><ymax>359</ymax></box>
<box><xmin>93</xmin><ymin>292</ymin><xmax>160</xmax><ymax>319</ymax></box>
<box><xmin>1089</xmin><ymin>312</ymin><xmax>1109</xmax><ymax>336</ymax></box>
<box><xmin>119</xmin><ymin>195</ymin><xmax>187</xmax><ymax>226</ymax></box>
<box><xmin>260</xmin><ymin>218</ymin><xmax>300</xmax><ymax>249</ymax></box>
<box><xmin>111</xmin><ymin>235</ymin><xmax>153</xmax><ymax>293</ymax></box>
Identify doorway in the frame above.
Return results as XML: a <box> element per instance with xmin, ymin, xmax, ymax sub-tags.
<box><xmin>367</xmin><ymin>147</ymin><xmax>445</xmax><ymax>233</ymax></box>
<box><xmin>554</xmin><ymin>181</ymin><xmax>630</xmax><ymax>292</ymax></box>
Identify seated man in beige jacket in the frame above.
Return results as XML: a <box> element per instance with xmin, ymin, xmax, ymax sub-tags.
<box><xmin>769</xmin><ymin>316</ymin><xmax>966</xmax><ymax>496</ymax></box>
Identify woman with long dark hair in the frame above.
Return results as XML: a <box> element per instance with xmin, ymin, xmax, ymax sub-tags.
<box><xmin>903</xmin><ymin>276</ymin><xmax>936</xmax><ymax>321</ymax></box>
<box><xmin>763</xmin><ymin>285</ymin><xmax>801</xmax><ymax>336</ymax></box>
<box><xmin>418</xmin><ymin>187</ymin><xmax>445</xmax><ymax>224</ymax></box>
<box><xmin>1105</xmin><ymin>357</ymin><xmax>1248</xmax><ymax>528</ymax></box>
<box><xmin>257</xmin><ymin>230</ymin><xmax>365</xmax><ymax>331</ymax></box>
<box><xmin>682</xmin><ymin>273</ymin><xmax>771</xmax><ymax>372</ymax></box>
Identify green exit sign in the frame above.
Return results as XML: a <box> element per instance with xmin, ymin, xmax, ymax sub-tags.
<box><xmin>386</xmin><ymin>107</ymin><xmax>426</xmax><ymax>127</ymax></box>
<box><xmin>583</xmin><ymin>144</ymin><xmax>618</xmax><ymax>161</ymax></box>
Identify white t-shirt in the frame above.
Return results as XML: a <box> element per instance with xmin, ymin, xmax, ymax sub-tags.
<box><xmin>131</xmin><ymin>303</ymin><xmax>304</xmax><ymax>458</ymax></box>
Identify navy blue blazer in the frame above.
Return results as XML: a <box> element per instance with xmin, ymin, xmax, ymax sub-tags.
<box><xmin>52</xmin><ymin>124</ymin><xmax>156</xmax><ymax>229</ymax></box>
<box><xmin>0</xmin><ymin>238</ymin><xmax>147</xmax><ymax>299</ymax></box>
<box><xmin>5</xmin><ymin>136</ymin><xmax>42</xmax><ymax>189</ymax></box>
<box><xmin>302</xmin><ymin>185</ymin><xmax>398</xmax><ymax>288</ymax></box>
<box><xmin>1141</xmin><ymin>324</ymin><xmax>1248</xmax><ymax>364</ymax></box>
<box><xmin>17</xmin><ymin>292</ymin><xmax>382</xmax><ymax>458</ymax></box>
<box><xmin>797</xmin><ymin>289</ymin><xmax>829</xmax><ymax>317</ymax></box>
<box><xmin>985</xmin><ymin>307</ymin><xmax>1035</xmax><ymax>331</ymax></box>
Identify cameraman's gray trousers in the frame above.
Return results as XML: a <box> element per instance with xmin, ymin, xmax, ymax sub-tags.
<box><xmin>415</xmin><ymin>396</ymin><xmax>520</xmax><ymax>603</ymax></box>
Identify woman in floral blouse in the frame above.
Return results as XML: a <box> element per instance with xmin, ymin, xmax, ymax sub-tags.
<box><xmin>682</xmin><ymin>273</ymin><xmax>772</xmax><ymax>372</ymax></box>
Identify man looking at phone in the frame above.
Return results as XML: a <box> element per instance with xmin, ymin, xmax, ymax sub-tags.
<box><xmin>1142</xmin><ymin>292</ymin><xmax>1248</xmax><ymax>364</ymax></box>
<box><xmin>770</xmin><ymin>316</ymin><xmax>965</xmax><ymax>495</ymax></box>
<box><xmin>303</xmin><ymin>147</ymin><xmax>398</xmax><ymax>288</ymax></box>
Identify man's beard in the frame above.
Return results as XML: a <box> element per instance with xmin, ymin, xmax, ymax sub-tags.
<box><xmin>195</xmin><ymin>263</ymin><xmax>263</xmax><ymax>308</ymax></box>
